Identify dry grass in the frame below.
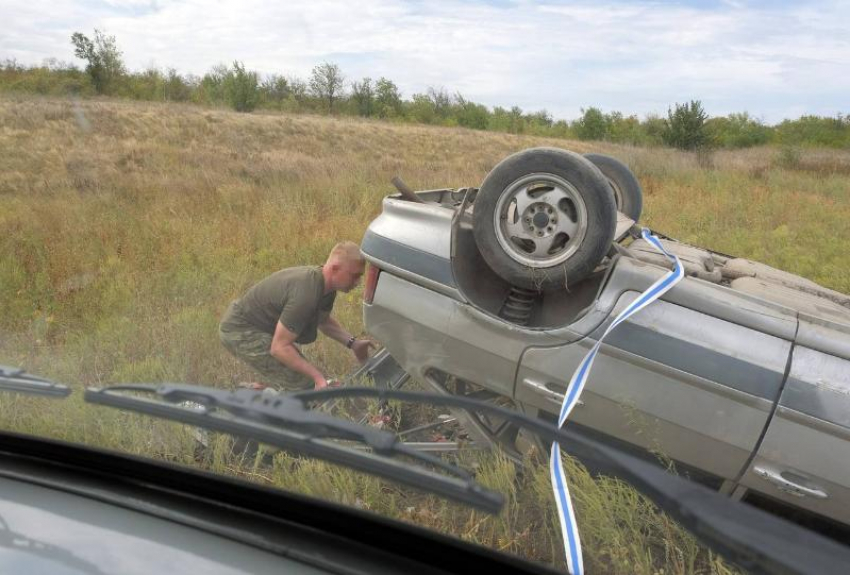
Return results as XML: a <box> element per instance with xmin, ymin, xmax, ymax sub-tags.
<box><xmin>3</xmin><ymin>96</ymin><xmax>849</xmax><ymax>574</ymax></box>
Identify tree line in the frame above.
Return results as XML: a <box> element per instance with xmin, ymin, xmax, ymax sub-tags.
<box><xmin>1</xmin><ymin>29</ymin><xmax>848</xmax><ymax>151</ymax></box>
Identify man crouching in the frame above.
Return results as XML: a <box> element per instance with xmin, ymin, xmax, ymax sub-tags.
<box><xmin>219</xmin><ymin>241</ymin><xmax>374</xmax><ymax>391</ymax></box>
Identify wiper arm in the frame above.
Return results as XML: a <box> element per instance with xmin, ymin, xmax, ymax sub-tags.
<box><xmin>83</xmin><ymin>383</ymin><xmax>850</xmax><ymax>573</ymax></box>
<box><xmin>289</xmin><ymin>387</ymin><xmax>850</xmax><ymax>575</ymax></box>
<box><xmin>83</xmin><ymin>384</ymin><xmax>504</xmax><ymax>514</ymax></box>
<box><xmin>0</xmin><ymin>366</ymin><xmax>71</xmax><ymax>398</ymax></box>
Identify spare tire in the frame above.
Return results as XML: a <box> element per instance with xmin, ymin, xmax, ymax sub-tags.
<box><xmin>583</xmin><ymin>153</ymin><xmax>643</xmax><ymax>221</ymax></box>
<box><xmin>473</xmin><ymin>148</ymin><xmax>617</xmax><ymax>291</ymax></box>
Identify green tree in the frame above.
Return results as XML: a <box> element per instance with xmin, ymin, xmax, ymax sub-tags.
<box><xmin>131</xmin><ymin>67</ymin><xmax>163</xmax><ymax>100</ymax></box>
<box><xmin>551</xmin><ymin>119</ymin><xmax>572</xmax><ymax>138</ymax></box>
<box><xmin>641</xmin><ymin>113</ymin><xmax>666</xmax><ymax>146</ymax></box>
<box><xmin>162</xmin><ymin>68</ymin><xmax>191</xmax><ymax>102</ymax></box>
<box><xmin>260</xmin><ymin>74</ymin><xmax>290</xmax><ymax>107</ymax></box>
<box><xmin>70</xmin><ymin>29</ymin><xmax>125</xmax><ymax>94</ymax></box>
<box><xmin>508</xmin><ymin>106</ymin><xmax>525</xmax><ymax>134</ymax></box>
<box><xmin>608</xmin><ymin>112</ymin><xmax>647</xmax><ymax>145</ymax></box>
<box><xmin>488</xmin><ymin>106</ymin><xmax>511</xmax><ymax>133</ymax></box>
<box><xmin>196</xmin><ymin>63</ymin><xmax>229</xmax><ymax>104</ymax></box>
<box><xmin>351</xmin><ymin>77</ymin><xmax>374</xmax><ymax>117</ymax></box>
<box><xmin>223</xmin><ymin>61</ymin><xmax>259</xmax><ymax>112</ymax></box>
<box><xmin>453</xmin><ymin>93</ymin><xmax>489</xmax><ymax>129</ymax></box>
<box><xmin>775</xmin><ymin>114</ymin><xmax>849</xmax><ymax>148</ymax></box>
<box><xmin>706</xmin><ymin>112</ymin><xmax>771</xmax><ymax>148</ymax></box>
<box><xmin>288</xmin><ymin>76</ymin><xmax>308</xmax><ymax>101</ymax></box>
<box><xmin>574</xmin><ymin>107</ymin><xmax>608</xmax><ymax>140</ymax></box>
<box><xmin>427</xmin><ymin>86</ymin><xmax>452</xmax><ymax>121</ymax></box>
<box><xmin>309</xmin><ymin>62</ymin><xmax>345</xmax><ymax>113</ymax></box>
<box><xmin>663</xmin><ymin>100</ymin><xmax>710</xmax><ymax>150</ymax></box>
<box><xmin>374</xmin><ymin>77</ymin><xmax>402</xmax><ymax>118</ymax></box>
<box><xmin>407</xmin><ymin>93</ymin><xmax>437</xmax><ymax>124</ymax></box>
<box><xmin>526</xmin><ymin>109</ymin><xmax>553</xmax><ymax>135</ymax></box>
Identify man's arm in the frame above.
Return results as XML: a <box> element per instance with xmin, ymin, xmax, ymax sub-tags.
<box><xmin>319</xmin><ymin>316</ymin><xmax>375</xmax><ymax>364</ymax></box>
<box><xmin>318</xmin><ymin>316</ymin><xmax>353</xmax><ymax>345</ymax></box>
<box><xmin>269</xmin><ymin>320</ymin><xmax>329</xmax><ymax>389</ymax></box>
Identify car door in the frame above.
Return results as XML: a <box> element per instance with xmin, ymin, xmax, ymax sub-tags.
<box><xmin>736</xmin><ymin>317</ymin><xmax>850</xmax><ymax>525</ymax></box>
<box><xmin>515</xmin><ymin>258</ymin><xmax>795</xmax><ymax>484</ymax></box>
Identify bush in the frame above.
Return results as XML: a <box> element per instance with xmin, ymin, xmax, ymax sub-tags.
<box><xmin>574</xmin><ymin>107</ymin><xmax>608</xmax><ymax>141</ymax></box>
<box><xmin>223</xmin><ymin>62</ymin><xmax>259</xmax><ymax>113</ymax></box>
<box><xmin>193</xmin><ymin>64</ymin><xmax>229</xmax><ymax>106</ymax></box>
<box><xmin>0</xmin><ymin>60</ymin><xmax>92</xmax><ymax>96</ymax></box>
<box><xmin>406</xmin><ymin>93</ymin><xmax>437</xmax><ymax>124</ymax></box>
<box><xmin>162</xmin><ymin>68</ymin><xmax>192</xmax><ymax>102</ymax></box>
<box><xmin>608</xmin><ymin>112</ymin><xmax>649</xmax><ymax>146</ymax></box>
<box><xmin>642</xmin><ymin>114</ymin><xmax>666</xmax><ymax>146</ymax></box>
<box><xmin>776</xmin><ymin>145</ymin><xmax>802</xmax><ymax>169</ymax></box>
<box><xmin>663</xmin><ymin>100</ymin><xmax>710</xmax><ymax>150</ymax></box>
<box><xmin>350</xmin><ymin>77</ymin><xmax>374</xmax><ymax>117</ymax></box>
<box><xmin>454</xmin><ymin>93</ymin><xmax>490</xmax><ymax>130</ymax></box>
<box><xmin>707</xmin><ymin>112</ymin><xmax>771</xmax><ymax>148</ymax></box>
<box><xmin>775</xmin><ymin>114</ymin><xmax>850</xmax><ymax>148</ymax></box>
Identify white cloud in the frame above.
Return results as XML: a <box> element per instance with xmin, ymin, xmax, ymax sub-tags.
<box><xmin>1</xmin><ymin>0</ymin><xmax>848</xmax><ymax>122</ymax></box>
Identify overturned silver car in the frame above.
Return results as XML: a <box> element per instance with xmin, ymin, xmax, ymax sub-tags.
<box><xmin>360</xmin><ymin>147</ymin><xmax>850</xmax><ymax>533</ymax></box>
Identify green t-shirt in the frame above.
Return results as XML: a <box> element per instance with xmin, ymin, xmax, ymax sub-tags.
<box><xmin>234</xmin><ymin>266</ymin><xmax>336</xmax><ymax>344</ymax></box>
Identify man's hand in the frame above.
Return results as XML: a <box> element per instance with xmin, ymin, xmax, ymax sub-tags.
<box><xmin>313</xmin><ymin>375</ymin><xmax>342</xmax><ymax>390</ymax></box>
<box><xmin>238</xmin><ymin>382</ymin><xmax>268</xmax><ymax>391</ymax></box>
<box><xmin>350</xmin><ymin>339</ymin><xmax>377</xmax><ymax>364</ymax></box>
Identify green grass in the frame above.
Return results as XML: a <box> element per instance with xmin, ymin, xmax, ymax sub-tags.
<box><xmin>3</xmin><ymin>96</ymin><xmax>849</xmax><ymax>573</ymax></box>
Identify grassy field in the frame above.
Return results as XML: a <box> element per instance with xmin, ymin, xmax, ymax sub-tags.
<box><xmin>2</xmin><ymin>95</ymin><xmax>849</xmax><ymax>573</ymax></box>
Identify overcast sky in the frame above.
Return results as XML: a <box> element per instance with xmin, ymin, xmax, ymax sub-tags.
<box><xmin>3</xmin><ymin>0</ymin><xmax>848</xmax><ymax>123</ymax></box>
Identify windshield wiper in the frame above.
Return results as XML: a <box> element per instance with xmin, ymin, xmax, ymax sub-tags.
<box><xmin>83</xmin><ymin>384</ymin><xmax>504</xmax><ymax>514</ymax></box>
<box><xmin>83</xmin><ymin>383</ymin><xmax>850</xmax><ymax>574</ymax></box>
<box><xmin>0</xmin><ymin>366</ymin><xmax>71</xmax><ymax>398</ymax></box>
<box><xmin>288</xmin><ymin>387</ymin><xmax>850</xmax><ymax>575</ymax></box>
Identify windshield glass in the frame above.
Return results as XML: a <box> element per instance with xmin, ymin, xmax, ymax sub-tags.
<box><xmin>3</xmin><ymin>3</ymin><xmax>850</xmax><ymax>574</ymax></box>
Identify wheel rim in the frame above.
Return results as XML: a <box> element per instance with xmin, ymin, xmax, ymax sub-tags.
<box><xmin>493</xmin><ymin>173</ymin><xmax>589</xmax><ymax>268</ymax></box>
<box><xmin>606</xmin><ymin>177</ymin><xmax>624</xmax><ymax>210</ymax></box>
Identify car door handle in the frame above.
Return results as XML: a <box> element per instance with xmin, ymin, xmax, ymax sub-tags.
<box><xmin>521</xmin><ymin>379</ymin><xmax>584</xmax><ymax>407</ymax></box>
<box><xmin>753</xmin><ymin>466</ymin><xmax>829</xmax><ymax>500</ymax></box>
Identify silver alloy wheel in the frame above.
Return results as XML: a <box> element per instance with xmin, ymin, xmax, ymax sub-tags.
<box><xmin>493</xmin><ymin>173</ymin><xmax>589</xmax><ymax>268</ymax></box>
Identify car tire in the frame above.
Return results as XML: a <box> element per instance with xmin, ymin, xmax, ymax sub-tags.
<box><xmin>583</xmin><ymin>153</ymin><xmax>643</xmax><ymax>221</ymax></box>
<box><xmin>473</xmin><ymin>147</ymin><xmax>617</xmax><ymax>291</ymax></box>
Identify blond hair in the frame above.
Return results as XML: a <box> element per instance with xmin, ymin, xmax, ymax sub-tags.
<box><xmin>327</xmin><ymin>241</ymin><xmax>364</xmax><ymax>265</ymax></box>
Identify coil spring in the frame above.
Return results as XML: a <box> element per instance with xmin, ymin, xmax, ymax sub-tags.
<box><xmin>498</xmin><ymin>286</ymin><xmax>538</xmax><ymax>326</ymax></box>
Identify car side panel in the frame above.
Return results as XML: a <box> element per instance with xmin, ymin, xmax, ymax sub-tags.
<box><xmin>517</xmin><ymin>291</ymin><xmax>791</xmax><ymax>481</ymax></box>
<box><xmin>738</xmin><ymin>338</ymin><xmax>850</xmax><ymax>525</ymax></box>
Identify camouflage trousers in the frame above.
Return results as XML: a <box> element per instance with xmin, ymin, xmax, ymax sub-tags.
<box><xmin>219</xmin><ymin>301</ymin><xmax>313</xmax><ymax>392</ymax></box>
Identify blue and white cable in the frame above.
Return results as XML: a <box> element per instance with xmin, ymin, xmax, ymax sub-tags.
<box><xmin>550</xmin><ymin>228</ymin><xmax>685</xmax><ymax>575</ymax></box>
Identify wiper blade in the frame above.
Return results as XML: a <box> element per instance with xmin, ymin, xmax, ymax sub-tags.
<box><xmin>83</xmin><ymin>384</ymin><xmax>504</xmax><ymax>514</ymax></box>
<box><xmin>0</xmin><ymin>366</ymin><xmax>71</xmax><ymax>398</ymax></box>
<box><xmin>83</xmin><ymin>383</ymin><xmax>850</xmax><ymax>573</ymax></box>
<box><xmin>289</xmin><ymin>387</ymin><xmax>850</xmax><ymax>575</ymax></box>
